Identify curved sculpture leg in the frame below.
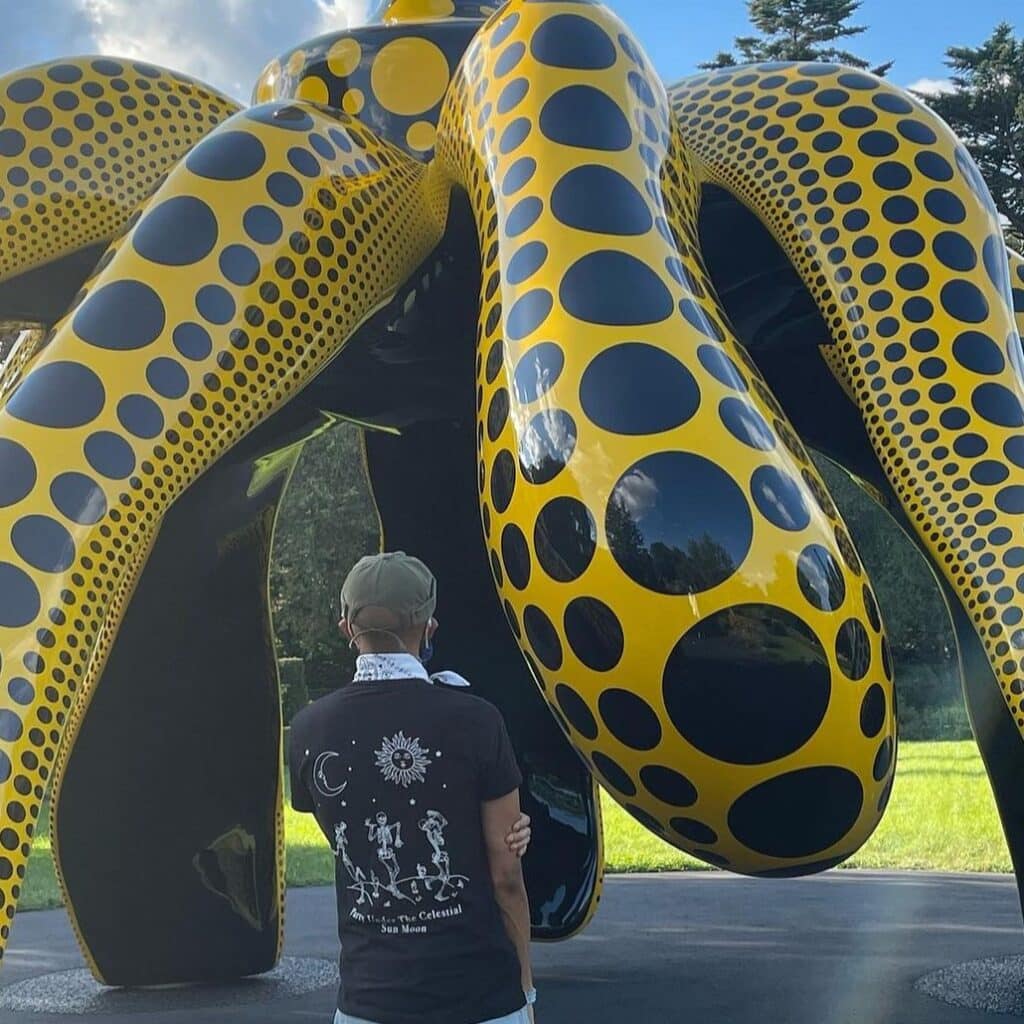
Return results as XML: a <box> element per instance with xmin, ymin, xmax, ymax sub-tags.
<box><xmin>433</xmin><ymin>1</ymin><xmax>894</xmax><ymax>876</ymax></box>
<box><xmin>818</xmin><ymin>450</ymin><xmax>1024</xmax><ymax>912</ymax></box>
<box><xmin>0</xmin><ymin>100</ymin><xmax>446</xmax><ymax>970</ymax></box>
<box><xmin>0</xmin><ymin>58</ymin><xmax>237</xmax><ymax>289</ymax></box>
<box><xmin>52</xmin><ymin>432</ymin><xmax>302</xmax><ymax>984</ymax></box>
<box><xmin>669</xmin><ymin>65</ymin><xmax>1024</xmax><ymax>744</ymax></box>
<box><xmin>363</xmin><ymin>421</ymin><xmax>603</xmax><ymax>939</ymax></box>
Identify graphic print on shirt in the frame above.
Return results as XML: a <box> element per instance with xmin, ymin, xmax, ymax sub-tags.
<box><xmin>313</xmin><ymin>751</ymin><xmax>349</xmax><ymax>797</ymax></box>
<box><xmin>333</xmin><ymin>808</ymin><xmax>469</xmax><ymax>918</ymax></box>
<box><xmin>374</xmin><ymin>731</ymin><xmax>433</xmax><ymax>788</ymax></box>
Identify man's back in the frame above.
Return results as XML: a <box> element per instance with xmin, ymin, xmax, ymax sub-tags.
<box><xmin>290</xmin><ymin>674</ymin><xmax>525</xmax><ymax>1024</ymax></box>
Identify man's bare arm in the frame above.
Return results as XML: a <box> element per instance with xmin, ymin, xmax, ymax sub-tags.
<box><xmin>483</xmin><ymin>791</ymin><xmax>534</xmax><ymax>1010</ymax></box>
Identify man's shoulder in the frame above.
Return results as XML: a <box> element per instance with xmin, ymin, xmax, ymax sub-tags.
<box><xmin>291</xmin><ymin>687</ymin><xmax>348</xmax><ymax>732</ymax></box>
<box><xmin>427</xmin><ymin>682</ymin><xmax>502</xmax><ymax>720</ymax></box>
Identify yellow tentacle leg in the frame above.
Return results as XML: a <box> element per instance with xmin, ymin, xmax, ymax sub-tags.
<box><xmin>0</xmin><ymin>58</ymin><xmax>237</xmax><ymax>288</ymax></box>
<box><xmin>669</xmin><ymin>66</ymin><xmax>1024</xmax><ymax>737</ymax></box>
<box><xmin>433</xmin><ymin>1</ymin><xmax>894</xmax><ymax>877</ymax></box>
<box><xmin>0</xmin><ymin>99</ymin><xmax>447</xmax><ymax>972</ymax></box>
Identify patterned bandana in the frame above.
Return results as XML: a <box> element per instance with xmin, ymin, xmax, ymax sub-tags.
<box><xmin>353</xmin><ymin>653</ymin><xmax>470</xmax><ymax>688</ymax></box>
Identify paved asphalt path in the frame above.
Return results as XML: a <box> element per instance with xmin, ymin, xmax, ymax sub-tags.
<box><xmin>4</xmin><ymin>871</ymin><xmax>1024</xmax><ymax>1022</ymax></box>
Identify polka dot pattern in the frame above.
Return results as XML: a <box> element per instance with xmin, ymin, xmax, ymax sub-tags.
<box><xmin>252</xmin><ymin>16</ymin><xmax>479</xmax><ymax>161</ymax></box>
<box><xmin>0</xmin><ymin>57</ymin><xmax>238</xmax><ymax>283</ymax></box>
<box><xmin>668</xmin><ymin>60</ymin><xmax>1022</xmax><ymax>741</ymax></box>
<box><xmin>432</xmin><ymin>2</ymin><xmax>891</xmax><ymax>880</ymax></box>
<box><xmin>0</xmin><ymin>97</ymin><xmax>448</xmax><ymax>963</ymax></box>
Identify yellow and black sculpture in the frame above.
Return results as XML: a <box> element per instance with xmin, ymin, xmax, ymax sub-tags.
<box><xmin>0</xmin><ymin>0</ymin><xmax>1021</xmax><ymax>987</ymax></box>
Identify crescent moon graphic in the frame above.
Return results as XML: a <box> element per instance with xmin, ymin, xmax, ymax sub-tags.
<box><xmin>313</xmin><ymin>751</ymin><xmax>348</xmax><ymax>798</ymax></box>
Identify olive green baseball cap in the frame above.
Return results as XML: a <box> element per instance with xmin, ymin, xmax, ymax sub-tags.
<box><xmin>340</xmin><ymin>551</ymin><xmax>437</xmax><ymax>630</ymax></box>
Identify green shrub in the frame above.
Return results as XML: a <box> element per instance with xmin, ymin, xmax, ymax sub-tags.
<box><xmin>278</xmin><ymin>657</ymin><xmax>309</xmax><ymax>724</ymax></box>
<box><xmin>898</xmin><ymin>701</ymin><xmax>972</xmax><ymax>741</ymax></box>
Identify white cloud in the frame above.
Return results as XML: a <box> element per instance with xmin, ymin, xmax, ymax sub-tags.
<box><xmin>1</xmin><ymin>0</ymin><xmax>371</xmax><ymax>103</ymax></box>
<box><xmin>614</xmin><ymin>469</ymin><xmax>660</xmax><ymax>519</ymax></box>
<box><xmin>907</xmin><ymin>77</ymin><xmax>956</xmax><ymax>97</ymax></box>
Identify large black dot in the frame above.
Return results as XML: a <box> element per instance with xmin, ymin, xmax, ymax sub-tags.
<box><xmin>196</xmin><ymin>284</ymin><xmax>235</xmax><ymax>325</ymax></box>
<box><xmin>147</xmin><ymin>357</ymin><xmax>189</xmax><ymax>399</ymax></box>
<box><xmin>551</xmin><ymin>165</ymin><xmax>652</xmax><ymax>236</ymax></box>
<box><xmin>973</xmin><ymin>383</ymin><xmax>1024</xmax><ymax>428</ymax></box>
<box><xmin>490</xmin><ymin>450</ymin><xmax>516</xmax><ymax>513</ymax></box>
<box><xmin>579</xmin><ymin>343</ymin><xmax>699</xmax><ymax>434</ymax></box>
<box><xmin>591</xmin><ymin>751</ymin><xmax>636</xmax><ymax>796</ymax></box>
<box><xmin>11</xmin><ymin>515</ymin><xmax>75</xmax><ymax>573</ymax></box>
<box><xmin>246</xmin><ymin>103</ymin><xmax>314</xmax><ymax>132</ymax></box>
<box><xmin>506</xmin><ymin>242</ymin><xmax>548</xmax><ymax>286</ymax></box>
<box><xmin>50</xmin><ymin>472</ymin><xmax>107</xmax><ymax>525</ymax></box>
<box><xmin>7</xmin><ymin>361</ymin><xmax>105</xmax><ymax>428</ymax></box>
<box><xmin>555</xmin><ymin>683</ymin><xmax>599</xmax><ymax>740</ymax></box>
<box><xmin>607</xmin><ymin>452</ymin><xmax>752</xmax><ymax>595</ymax></box>
<box><xmin>663</xmin><ymin>603</ymin><xmax>831</xmax><ymax>765</ymax></box>
<box><xmin>599</xmin><ymin>688</ymin><xmax>662</xmax><ymax>751</ymax></box>
<box><xmin>0</xmin><ymin>439</ymin><xmax>36</xmax><ymax>508</ymax></box>
<box><xmin>244</xmin><ymin>205</ymin><xmax>282</xmax><ymax>244</ymax></box>
<box><xmin>173</xmin><ymin>322</ymin><xmax>213</xmax><ymax>362</ymax></box>
<box><xmin>187</xmin><ymin>130</ymin><xmax>266</xmax><ymax>181</ymax></box>
<box><xmin>535</xmin><ymin>497</ymin><xmax>596</xmax><ymax>582</ymax></box>
<box><xmin>750</xmin><ymin>466</ymin><xmax>810</xmax><ymax>532</ymax></box>
<box><xmin>513</xmin><ymin>342</ymin><xmax>564</xmax><ymax>404</ymax></box>
<box><xmin>219</xmin><ymin>244</ymin><xmax>260</xmax><ymax>286</ymax></box>
<box><xmin>133</xmin><ymin>195</ymin><xmax>218</xmax><ymax>266</ymax></box>
<box><xmin>524</xmin><ymin>605</ymin><xmax>562</xmax><ymax>670</ymax></box>
<box><xmin>670</xmin><ymin>817</ymin><xmax>718</xmax><ymax>844</ymax></box>
<box><xmin>797</xmin><ymin>544</ymin><xmax>846</xmax><ymax>611</ymax></box>
<box><xmin>75</xmin><ymin>280</ymin><xmax>166</xmax><ymax>350</ymax></box>
<box><xmin>564</xmin><ymin>597</ymin><xmax>624</xmax><ymax>672</ymax></box>
<box><xmin>501</xmin><ymin>523</ymin><xmax>531</xmax><ymax>590</ymax></box>
<box><xmin>719</xmin><ymin>398</ymin><xmax>776</xmax><ymax>450</ymax></box>
<box><xmin>117</xmin><ymin>394</ymin><xmax>164</xmax><ymax>439</ymax></box>
<box><xmin>873</xmin><ymin>737</ymin><xmax>894</xmax><ymax>781</ymax></box>
<box><xmin>941</xmin><ymin>280</ymin><xmax>989</xmax><ymax>324</ymax></box>
<box><xmin>728</xmin><ymin>767</ymin><xmax>863</xmax><ymax>858</ymax></box>
<box><xmin>860</xmin><ymin>683</ymin><xmax>886</xmax><ymax>738</ymax></box>
<box><xmin>506</xmin><ymin>289</ymin><xmax>553</xmax><ymax>341</ymax></box>
<box><xmin>561</xmin><ymin>251</ymin><xmax>672</xmax><ymax>326</ymax></box>
<box><xmin>953</xmin><ymin>331</ymin><xmax>1004</xmax><ymax>375</ymax></box>
<box><xmin>85</xmin><ymin>431</ymin><xmax>136</xmax><ymax>479</ymax></box>
<box><xmin>540</xmin><ymin>85</ymin><xmax>632</xmax><ymax>151</ymax></box>
<box><xmin>519</xmin><ymin>409</ymin><xmax>576</xmax><ymax>484</ymax></box>
<box><xmin>0</xmin><ymin>562</ymin><xmax>40</xmax><ymax>628</ymax></box>
<box><xmin>835</xmin><ymin>618</ymin><xmax>871</xmax><ymax>680</ymax></box>
<box><xmin>531</xmin><ymin>13</ymin><xmax>616</xmax><ymax>69</ymax></box>
<box><xmin>640</xmin><ymin>764</ymin><xmax>697</xmax><ymax>807</ymax></box>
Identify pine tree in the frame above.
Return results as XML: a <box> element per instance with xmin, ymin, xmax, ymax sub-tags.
<box><xmin>921</xmin><ymin>23</ymin><xmax>1024</xmax><ymax>250</ymax></box>
<box><xmin>700</xmin><ymin>0</ymin><xmax>892</xmax><ymax>76</ymax></box>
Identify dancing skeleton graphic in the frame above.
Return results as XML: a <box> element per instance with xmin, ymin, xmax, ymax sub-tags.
<box><xmin>332</xmin><ymin>807</ymin><xmax>468</xmax><ymax>910</ymax></box>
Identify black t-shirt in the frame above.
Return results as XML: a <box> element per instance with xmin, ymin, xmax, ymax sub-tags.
<box><xmin>289</xmin><ymin>677</ymin><xmax>525</xmax><ymax>1024</ymax></box>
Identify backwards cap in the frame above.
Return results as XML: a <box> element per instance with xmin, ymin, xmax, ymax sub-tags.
<box><xmin>340</xmin><ymin>551</ymin><xmax>437</xmax><ymax>630</ymax></box>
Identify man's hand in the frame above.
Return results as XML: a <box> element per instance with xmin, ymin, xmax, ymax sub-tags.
<box><xmin>505</xmin><ymin>812</ymin><xmax>531</xmax><ymax>858</ymax></box>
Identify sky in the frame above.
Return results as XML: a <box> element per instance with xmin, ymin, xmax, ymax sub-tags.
<box><xmin>0</xmin><ymin>0</ymin><xmax>1017</xmax><ymax>104</ymax></box>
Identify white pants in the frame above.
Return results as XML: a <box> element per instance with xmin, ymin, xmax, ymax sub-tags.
<box><xmin>334</xmin><ymin>1008</ymin><xmax>529</xmax><ymax>1024</ymax></box>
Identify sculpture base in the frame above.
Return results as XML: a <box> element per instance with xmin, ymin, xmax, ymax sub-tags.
<box><xmin>0</xmin><ymin>958</ymin><xmax>338</xmax><ymax>1016</ymax></box>
<box><xmin>917</xmin><ymin>956</ymin><xmax>1024</xmax><ymax>1016</ymax></box>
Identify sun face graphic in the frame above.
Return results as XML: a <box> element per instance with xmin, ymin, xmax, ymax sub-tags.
<box><xmin>375</xmin><ymin>732</ymin><xmax>433</xmax><ymax>787</ymax></box>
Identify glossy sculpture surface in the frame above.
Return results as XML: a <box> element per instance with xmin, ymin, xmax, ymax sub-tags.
<box><xmin>0</xmin><ymin>0</ymin><xmax>1022</xmax><ymax>986</ymax></box>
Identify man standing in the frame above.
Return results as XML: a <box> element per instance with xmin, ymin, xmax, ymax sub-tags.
<box><xmin>290</xmin><ymin>552</ymin><xmax>537</xmax><ymax>1024</ymax></box>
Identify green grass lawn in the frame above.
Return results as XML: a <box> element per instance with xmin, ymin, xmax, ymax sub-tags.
<box><xmin>19</xmin><ymin>740</ymin><xmax>1012</xmax><ymax>913</ymax></box>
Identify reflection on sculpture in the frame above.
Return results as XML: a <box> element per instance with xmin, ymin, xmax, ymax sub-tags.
<box><xmin>0</xmin><ymin>0</ymin><xmax>1022</xmax><ymax>988</ymax></box>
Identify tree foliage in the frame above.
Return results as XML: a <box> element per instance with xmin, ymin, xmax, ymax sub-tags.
<box><xmin>700</xmin><ymin>0</ymin><xmax>892</xmax><ymax>75</ymax></box>
<box><xmin>270</xmin><ymin>423</ymin><xmax>380</xmax><ymax>701</ymax></box>
<box><xmin>921</xmin><ymin>22</ymin><xmax>1024</xmax><ymax>248</ymax></box>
